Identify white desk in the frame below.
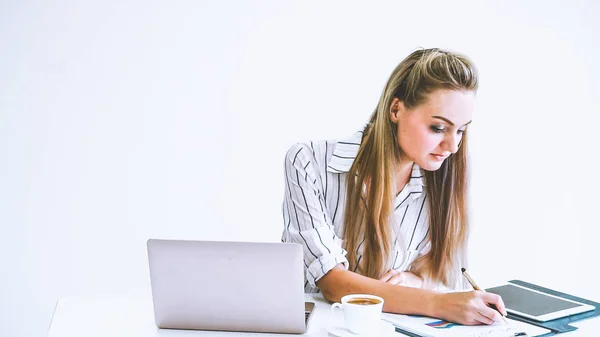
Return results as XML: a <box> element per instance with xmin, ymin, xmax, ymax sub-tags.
<box><xmin>47</xmin><ymin>293</ymin><xmax>598</xmax><ymax>337</ymax></box>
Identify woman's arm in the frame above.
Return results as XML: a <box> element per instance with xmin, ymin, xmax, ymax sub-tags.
<box><xmin>317</xmin><ymin>264</ymin><xmax>507</xmax><ymax>326</ymax></box>
<box><xmin>281</xmin><ymin>142</ymin><xmax>349</xmax><ymax>288</ymax></box>
<box><xmin>317</xmin><ymin>264</ymin><xmax>436</xmax><ymax>314</ymax></box>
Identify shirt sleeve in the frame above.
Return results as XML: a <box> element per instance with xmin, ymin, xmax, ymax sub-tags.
<box><xmin>281</xmin><ymin>142</ymin><xmax>348</xmax><ymax>288</ymax></box>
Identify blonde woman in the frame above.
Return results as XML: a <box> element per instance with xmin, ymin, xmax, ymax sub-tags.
<box><xmin>281</xmin><ymin>48</ymin><xmax>507</xmax><ymax>325</ymax></box>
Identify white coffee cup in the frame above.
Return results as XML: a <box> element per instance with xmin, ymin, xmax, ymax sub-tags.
<box><xmin>330</xmin><ymin>294</ymin><xmax>385</xmax><ymax>335</ymax></box>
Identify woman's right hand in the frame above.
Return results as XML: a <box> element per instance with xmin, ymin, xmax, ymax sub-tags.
<box><xmin>434</xmin><ymin>290</ymin><xmax>507</xmax><ymax>325</ymax></box>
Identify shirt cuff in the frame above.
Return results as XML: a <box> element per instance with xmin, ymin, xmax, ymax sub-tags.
<box><xmin>306</xmin><ymin>253</ymin><xmax>349</xmax><ymax>288</ymax></box>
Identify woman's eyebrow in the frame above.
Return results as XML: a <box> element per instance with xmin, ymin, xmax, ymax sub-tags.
<box><xmin>432</xmin><ymin>116</ymin><xmax>472</xmax><ymax>127</ymax></box>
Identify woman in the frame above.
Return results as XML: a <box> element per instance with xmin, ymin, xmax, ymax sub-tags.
<box><xmin>281</xmin><ymin>48</ymin><xmax>507</xmax><ymax>325</ymax></box>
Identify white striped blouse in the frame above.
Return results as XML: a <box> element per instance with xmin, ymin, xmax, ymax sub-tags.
<box><xmin>281</xmin><ymin>131</ymin><xmax>431</xmax><ymax>293</ymax></box>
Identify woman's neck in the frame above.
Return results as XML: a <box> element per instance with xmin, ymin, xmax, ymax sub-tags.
<box><xmin>394</xmin><ymin>159</ymin><xmax>414</xmax><ymax>195</ymax></box>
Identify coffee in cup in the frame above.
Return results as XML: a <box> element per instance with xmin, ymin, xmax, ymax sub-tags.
<box><xmin>330</xmin><ymin>294</ymin><xmax>384</xmax><ymax>335</ymax></box>
<box><xmin>346</xmin><ymin>297</ymin><xmax>382</xmax><ymax>305</ymax></box>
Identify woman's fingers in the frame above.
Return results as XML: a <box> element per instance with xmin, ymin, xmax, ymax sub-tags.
<box><xmin>379</xmin><ymin>270</ymin><xmax>423</xmax><ymax>287</ymax></box>
<box><xmin>476</xmin><ymin>306</ymin><xmax>502</xmax><ymax>324</ymax></box>
<box><xmin>387</xmin><ymin>273</ymin><xmax>405</xmax><ymax>285</ymax></box>
<box><xmin>379</xmin><ymin>269</ymin><xmax>398</xmax><ymax>282</ymax></box>
<box><xmin>402</xmin><ymin>272</ymin><xmax>424</xmax><ymax>288</ymax></box>
<box><xmin>438</xmin><ymin>290</ymin><xmax>508</xmax><ymax>326</ymax></box>
<box><xmin>481</xmin><ymin>292</ymin><xmax>508</xmax><ymax>316</ymax></box>
<box><xmin>379</xmin><ymin>269</ymin><xmax>402</xmax><ymax>283</ymax></box>
<box><xmin>474</xmin><ymin>292</ymin><xmax>505</xmax><ymax>324</ymax></box>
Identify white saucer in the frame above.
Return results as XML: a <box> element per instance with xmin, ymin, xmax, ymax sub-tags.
<box><xmin>326</xmin><ymin>320</ymin><xmax>396</xmax><ymax>337</ymax></box>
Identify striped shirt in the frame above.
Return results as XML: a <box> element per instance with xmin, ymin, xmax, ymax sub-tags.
<box><xmin>281</xmin><ymin>131</ymin><xmax>431</xmax><ymax>293</ymax></box>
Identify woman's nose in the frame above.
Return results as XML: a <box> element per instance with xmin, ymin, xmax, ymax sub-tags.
<box><xmin>443</xmin><ymin>134</ymin><xmax>460</xmax><ymax>153</ymax></box>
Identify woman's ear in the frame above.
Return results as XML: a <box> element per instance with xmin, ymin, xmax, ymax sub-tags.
<box><xmin>390</xmin><ymin>98</ymin><xmax>404</xmax><ymax>123</ymax></box>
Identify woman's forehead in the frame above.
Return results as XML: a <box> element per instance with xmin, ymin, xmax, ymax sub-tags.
<box><xmin>418</xmin><ymin>90</ymin><xmax>475</xmax><ymax>124</ymax></box>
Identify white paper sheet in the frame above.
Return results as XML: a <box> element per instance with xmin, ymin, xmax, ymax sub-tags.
<box><xmin>382</xmin><ymin>313</ymin><xmax>551</xmax><ymax>337</ymax></box>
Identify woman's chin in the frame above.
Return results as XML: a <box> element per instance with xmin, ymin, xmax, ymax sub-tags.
<box><xmin>418</xmin><ymin>160</ymin><xmax>445</xmax><ymax>172</ymax></box>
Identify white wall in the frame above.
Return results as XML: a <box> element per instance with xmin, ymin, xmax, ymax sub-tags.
<box><xmin>1</xmin><ymin>1</ymin><xmax>599</xmax><ymax>336</ymax></box>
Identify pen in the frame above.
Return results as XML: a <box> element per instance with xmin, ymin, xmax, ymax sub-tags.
<box><xmin>461</xmin><ymin>267</ymin><xmax>510</xmax><ymax>325</ymax></box>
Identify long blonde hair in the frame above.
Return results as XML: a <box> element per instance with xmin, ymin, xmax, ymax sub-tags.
<box><xmin>342</xmin><ymin>48</ymin><xmax>478</xmax><ymax>287</ymax></box>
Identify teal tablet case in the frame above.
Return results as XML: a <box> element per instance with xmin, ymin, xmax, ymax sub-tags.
<box><xmin>501</xmin><ymin>280</ymin><xmax>600</xmax><ymax>336</ymax></box>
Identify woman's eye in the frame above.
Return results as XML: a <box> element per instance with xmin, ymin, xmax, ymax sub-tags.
<box><xmin>457</xmin><ymin>128</ymin><xmax>466</xmax><ymax>134</ymax></box>
<box><xmin>430</xmin><ymin>125</ymin><xmax>445</xmax><ymax>133</ymax></box>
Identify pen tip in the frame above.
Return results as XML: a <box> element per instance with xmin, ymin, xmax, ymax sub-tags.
<box><xmin>461</xmin><ymin>267</ymin><xmax>466</xmax><ymax>272</ymax></box>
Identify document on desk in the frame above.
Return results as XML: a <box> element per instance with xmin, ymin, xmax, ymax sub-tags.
<box><xmin>382</xmin><ymin>313</ymin><xmax>551</xmax><ymax>337</ymax></box>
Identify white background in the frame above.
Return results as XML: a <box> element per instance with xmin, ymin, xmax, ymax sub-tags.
<box><xmin>1</xmin><ymin>1</ymin><xmax>599</xmax><ymax>336</ymax></box>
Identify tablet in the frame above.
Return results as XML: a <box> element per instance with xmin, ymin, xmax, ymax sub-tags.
<box><xmin>486</xmin><ymin>283</ymin><xmax>595</xmax><ymax>322</ymax></box>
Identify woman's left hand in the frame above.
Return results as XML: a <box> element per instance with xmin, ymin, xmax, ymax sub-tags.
<box><xmin>379</xmin><ymin>269</ymin><xmax>424</xmax><ymax>288</ymax></box>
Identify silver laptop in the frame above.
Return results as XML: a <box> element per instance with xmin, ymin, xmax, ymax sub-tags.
<box><xmin>147</xmin><ymin>239</ymin><xmax>315</xmax><ymax>333</ymax></box>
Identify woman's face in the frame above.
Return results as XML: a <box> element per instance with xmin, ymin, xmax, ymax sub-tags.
<box><xmin>390</xmin><ymin>89</ymin><xmax>475</xmax><ymax>171</ymax></box>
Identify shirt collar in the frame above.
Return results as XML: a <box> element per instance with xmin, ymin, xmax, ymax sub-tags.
<box><xmin>326</xmin><ymin>130</ymin><xmax>425</xmax><ymax>190</ymax></box>
<box><xmin>326</xmin><ymin>131</ymin><xmax>363</xmax><ymax>173</ymax></box>
<box><xmin>404</xmin><ymin>163</ymin><xmax>425</xmax><ymax>197</ymax></box>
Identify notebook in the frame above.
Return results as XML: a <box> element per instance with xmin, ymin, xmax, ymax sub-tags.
<box><xmin>146</xmin><ymin>239</ymin><xmax>314</xmax><ymax>333</ymax></box>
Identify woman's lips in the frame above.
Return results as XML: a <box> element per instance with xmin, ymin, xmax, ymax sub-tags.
<box><xmin>431</xmin><ymin>153</ymin><xmax>449</xmax><ymax>161</ymax></box>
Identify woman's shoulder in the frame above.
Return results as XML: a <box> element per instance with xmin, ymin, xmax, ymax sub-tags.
<box><xmin>283</xmin><ymin>138</ymin><xmax>333</xmax><ymax>166</ymax></box>
<box><xmin>284</xmin><ymin>131</ymin><xmax>363</xmax><ymax>174</ymax></box>
<box><xmin>285</xmin><ymin>130</ymin><xmax>363</xmax><ymax>159</ymax></box>
<box><xmin>284</xmin><ymin>137</ymin><xmax>332</xmax><ymax>152</ymax></box>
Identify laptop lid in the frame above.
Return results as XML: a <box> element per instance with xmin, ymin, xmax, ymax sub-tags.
<box><xmin>147</xmin><ymin>239</ymin><xmax>307</xmax><ymax>333</ymax></box>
